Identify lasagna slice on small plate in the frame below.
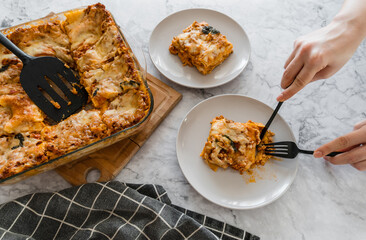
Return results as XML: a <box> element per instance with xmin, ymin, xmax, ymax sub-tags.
<box><xmin>149</xmin><ymin>8</ymin><xmax>250</xmax><ymax>88</ymax></box>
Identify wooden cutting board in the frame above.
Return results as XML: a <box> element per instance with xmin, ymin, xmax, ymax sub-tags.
<box><xmin>55</xmin><ymin>73</ymin><xmax>182</xmax><ymax>186</ymax></box>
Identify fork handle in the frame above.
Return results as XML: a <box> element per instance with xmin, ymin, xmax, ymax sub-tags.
<box><xmin>326</xmin><ymin>152</ymin><xmax>343</xmax><ymax>157</ymax></box>
<box><xmin>0</xmin><ymin>32</ymin><xmax>33</xmax><ymax>64</ymax></box>
<box><xmin>299</xmin><ymin>149</ymin><xmax>314</xmax><ymax>155</ymax></box>
<box><xmin>299</xmin><ymin>149</ymin><xmax>343</xmax><ymax>157</ymax></box>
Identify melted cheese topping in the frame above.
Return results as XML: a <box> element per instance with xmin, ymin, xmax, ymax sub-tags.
<box><xmin>64</xmin><ymin>5</ymin><xmax>111</xmax><ymax>53</ymax></box>
<box><xmin>0</xmin><ymin>107</ymin><xmax>12</xmax><ymax>135</ymax></box>
<box><xmin>0</xmin><ymin>62</ymin><xmax>22</xmax><ymax>85</ymax></box>
<box><xmin>67</xmin><ymin>4</ymin><xmax>145</xmax><ymax>112</ymax></box>
<box><xmin>102</xmin><ymin>89</ymin><xmax>148</xmax><ymax>133</ymax></box>
<box><xmin>200</xmin><ymin>116</ymin><xmax>274</xmax><ymax>174</ymax></box>
<box><xmin>81</xmin><ymin>53</ymin><xmax>132</xmax><ymax>108</ymax></box>
<box><xmin>0</xmin><ymin>94</ymin><xmax>45</xmax><ymax>133</ymax></box>
<box><xmin>0</xmin><ymin>45</ymin><xmax>18</xmax><ymax>70</ymax></box>
<box><xmin>169</xmin><ymin>21</ymin><xmax>233</xmax><ymax>75</ymax></box>
<box><xmin>0</xmin><ymin>133</ymin><xmax>47</xmax><ymax>178</ymax></box>
<box><xmin>76</xmin><ymin>25</ymin><xmax>124</xmax><ymax>72</ymax></box>
<box><xmin>0</xmin><ymin>83</ymin><xmax>24</xmax><ymax>95</ymax></box>
<box><xmin>42</xmin><ymin>110</ymin><xmax>108</xmax><ymax>156</ymax></box>
<box><xmin>8</xmin><ymin>23</ymin><xmax>74</xmax><ymax>67</ymax></box>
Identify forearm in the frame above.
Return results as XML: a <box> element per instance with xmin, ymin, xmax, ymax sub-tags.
<box><xmin>333</xmin><ymin>0</ymin><xmax>366</xmax><ymax>38</ymax></box>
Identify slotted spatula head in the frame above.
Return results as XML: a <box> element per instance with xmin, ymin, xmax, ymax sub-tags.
<box><xmin>20</xmin><ymin>56</ymin><xmax>88</xmax><ymax>122</ymax></box>
<box><xmin>0</xmin><ymin>32</ymin><xmax>88</xmax><ymax>122</ymax></box>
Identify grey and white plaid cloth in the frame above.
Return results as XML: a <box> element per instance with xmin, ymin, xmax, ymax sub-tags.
<box><xmin>0</xmin><ymin>181</ymin><xmax>259</xmax><ymax>240</ymax></box>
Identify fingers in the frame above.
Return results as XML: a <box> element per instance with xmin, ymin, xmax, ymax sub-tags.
<box><xmin>277</xmin><ymin>63</ymin><xmax>318</xmax><ymax>102</ymax></box>
<box><xmin>284</xmin><ymin>39</ymin><xmax>303</xmax><ymax>69</ymax></box>
<box><xmin>323</xmin><ymin>145</ymin><xmax>366</xmax><ymax>165</ymax></box>
<box><xmin>315</xmin><ymin>124</ymin><xmax>366</xmax><ymax>171</ymax></box>
<box><xmin>314</xmin><ymin>127</ymin><xmax>366</xmax><ymax>158</ymax></box>
<box><xmin>284</xmin><ymin>48</ymin><xmax>298</xmax><ymax>69</ymax></box>
<box><xmin>354</xmin><ymin>119</ymin><xmax>366</xmax><ymax>130</ymax></box>
<box><xmin>326</xmin><ymin>152</ymin><xmax>366</xmax><ymax>171</ymax></box>
<box><xmin>351</xmin><ymin>160</ymin><xmax>366</xmax><ymax>171</ymax></box>
<box><xmin>281</xmin><ymin>56</ymin><xmax>304</xmax><ymax>89</ymax></box>
<box><xmin>279</xmin><ymin>37</ymin><xmax>330</xmax><ymax>101</ymax></box>
<box><xmin>313</xmin><ymin>66</ymin><xmax>333</xmax><ymax>81</ymax></box>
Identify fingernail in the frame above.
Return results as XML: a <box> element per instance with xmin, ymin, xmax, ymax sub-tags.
<box><xmin>277</xmin><ymin>93</ymin><xmax>284</xmax><ymax>102</ymax></box>
<box><xmin>323</xmin><ymin>156</ymin><xmax>330</xmax><ymax>161</ymax></box>
<box><xmin>314</xmin><ymin>151</ymin><xmax>323</xmax><ymax>158</ymax></box>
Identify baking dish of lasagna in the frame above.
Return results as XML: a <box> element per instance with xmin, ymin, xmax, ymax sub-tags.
<box><xmin>0</xmin><ymin>3</ymin><xmax>153</xmax><ymax>184</ymax></box>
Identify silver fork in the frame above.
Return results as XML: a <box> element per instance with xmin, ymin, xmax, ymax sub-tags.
<box><xmin>264</xmin><ymin>141</ymin><xmax>343</xmax><ymax>158</ymax></box>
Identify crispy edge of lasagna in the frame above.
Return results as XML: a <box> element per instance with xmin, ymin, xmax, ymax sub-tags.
<box><xmin>0</xmin><ymin>133</ymin><xmax>49</xmax><ymax>179</ymax></box>
<box><xmin>169</xmin><ymin>21</ymin><xmax>233</xmax><ymax>75</ymax></box>
<box><xmin>200</xmin><ymin>116</ymin><xmax>274</xmax><ymax>174</ymax></box>
<box><xmin>7</xmin><ymin>21</ymin><xmax>75</xmax><ymax>68</ymax></box>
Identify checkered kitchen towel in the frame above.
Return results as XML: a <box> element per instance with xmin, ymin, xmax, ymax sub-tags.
<box><xmin>0</xmin><ymin>181</ymin><xmax>259</xmax><ymax>240</ymax></box>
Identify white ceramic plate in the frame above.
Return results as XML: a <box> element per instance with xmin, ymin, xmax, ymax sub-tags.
<box><xmin>176</xmin><ymin>95</ymin><xmax>298</xmax><ymax>209</ymax></box>
<box><xmin>149</xmin><ymin>9</ymin><xmax>250</xmax><ymax>88</ymax></box>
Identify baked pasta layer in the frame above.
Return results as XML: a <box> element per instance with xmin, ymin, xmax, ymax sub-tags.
<box><xmin>0</xmin><ymin>3</ymin><xmax>150</xmax><ymax>179</ymax></box>
<box><xmin>200</xmin><ymin>116</ymin><xmax>274</xmax><ymax>174</ymax></box>
<box><xmin>169</xmin><ymin>21</ymin><xmax>233</xmax><ymax>75</ymax></box>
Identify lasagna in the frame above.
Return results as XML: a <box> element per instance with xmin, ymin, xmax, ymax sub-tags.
<box><xmin>169</xmin><ymin>21</ymin><xmax>233</xmax><ymax>75</ymax></box>
<box><xmin>200</xmin><ymin>116</ymin><xmax>274</xmax><ymax>174</ymax></box>
<box><xmin>0</xmin><ymin>3</ymin><xmax>150</xmax><ymax>179</ymax></box>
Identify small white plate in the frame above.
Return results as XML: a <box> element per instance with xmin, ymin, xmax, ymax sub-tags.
<box><xmin>149</xmin><ymin>9</ymin><xmax>250</xmax><ymax>88</ymax></box>
<box><xmin>176</xmin><ymin>95</ymin><xmax>298</xmax><ymax>209</ymax></box>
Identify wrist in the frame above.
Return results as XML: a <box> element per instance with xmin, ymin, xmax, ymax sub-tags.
<box><xmin>332</xmin><ymin>14</ymin><xmax>366</xmax><ymax>39</ymax></box>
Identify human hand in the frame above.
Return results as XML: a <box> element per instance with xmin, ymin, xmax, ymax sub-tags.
<box><xmin>313</xmin><ymin>119</ymin><xmax>366</xmax><ymax>171</ymax></box>
<box><xmin>277</xmin><ymin>19</ymin><xmax>366</xmax><ymax>102</ymax></box>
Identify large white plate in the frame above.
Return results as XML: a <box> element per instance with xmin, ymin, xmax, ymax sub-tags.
<box><xmin>149</xmin><ymin>9</ymin><xmax>250</xmax><ymax>88</ymax></box>
<box><xmin>176</xmin><ymin>95</ymin><xmax>298</xmax><ymax>209</ymax></box>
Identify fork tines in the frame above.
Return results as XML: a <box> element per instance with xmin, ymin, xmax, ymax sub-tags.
<box><xmin>263</xmin><ymin>142</ymin><xmax>291</xmax><ymax>158</ymax></box>
<box><xmin>263</xmin><ymin>142</ymin><xmax>289</xmax><ymax>146</ymax></box>
<box><xmin>263</xmin><ymin>143</ymin><xmax>287</xmax><ymax>152</ymax></box>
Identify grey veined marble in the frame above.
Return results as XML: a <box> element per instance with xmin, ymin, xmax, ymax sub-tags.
<box><xmin>0</xmin><ymin>0</ymin><xmax>366</xmax><ymax>239</ymax></box>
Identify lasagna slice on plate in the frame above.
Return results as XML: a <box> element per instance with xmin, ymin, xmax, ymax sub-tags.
<box><xmin>201</xmin><ymin>116</ymin><xmax>274</xmax><ymax>174</ymax></box>
<box><xmin>169</xmin><ymin>21</ymin><xmax>233</xmax><ymax>75</ymax></box>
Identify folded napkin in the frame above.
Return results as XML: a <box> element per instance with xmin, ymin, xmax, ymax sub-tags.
<box><xmin>0</xmin><ymin>181</ymin><xmax>259</xmax><ymax>240</ymax></box>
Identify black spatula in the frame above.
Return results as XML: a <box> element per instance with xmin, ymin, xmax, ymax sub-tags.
<box><xmin>0</xmin><ymin>32</ymin><xmax>88</xmax><ymax>122</ymax></box>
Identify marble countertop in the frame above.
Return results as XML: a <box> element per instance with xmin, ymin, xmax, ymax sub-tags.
<box><xmin>1</xmin><ymin>0</ymin><xmax>366</xmax><ymax>239</ymax></box>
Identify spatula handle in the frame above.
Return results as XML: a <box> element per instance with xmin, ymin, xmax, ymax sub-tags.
<box><xmin>0</xmin><ymin>32</ymin><xmax>33</xmax><ymax>64</ymax></box>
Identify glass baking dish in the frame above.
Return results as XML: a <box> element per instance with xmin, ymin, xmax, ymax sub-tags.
<box><xmin>0</xmin><ymin>6</ymin><xmax>154</xmax><ymax>185</ymax></box>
